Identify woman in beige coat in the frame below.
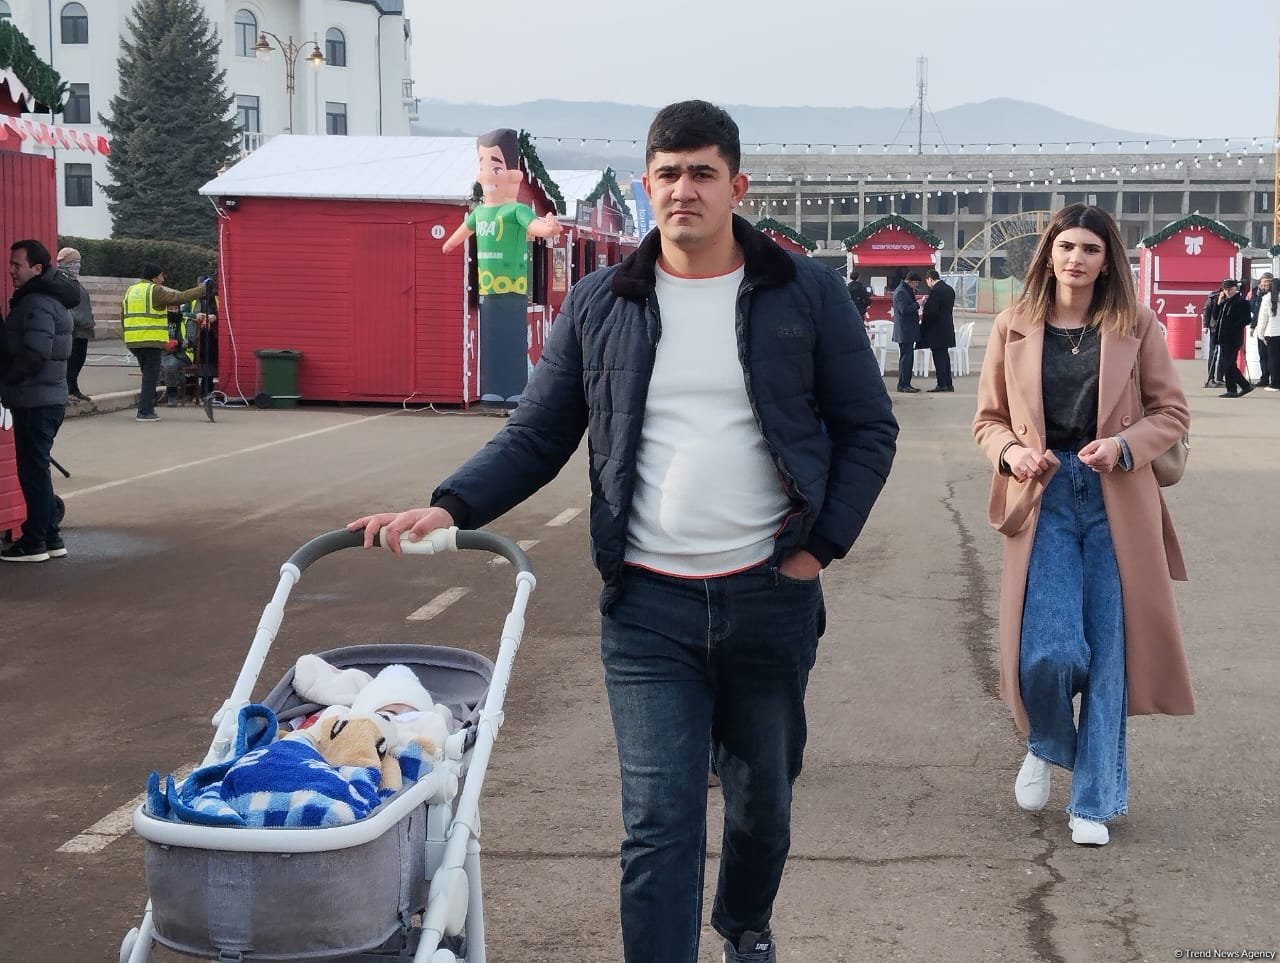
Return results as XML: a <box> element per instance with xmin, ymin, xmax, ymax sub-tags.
<box><xmin>973</xmin><ymin>204</ymin><xmax>1193</xmax><ymax>847</ymax></box>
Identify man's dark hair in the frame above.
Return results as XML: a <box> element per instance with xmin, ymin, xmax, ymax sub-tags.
<box><xmin>645</xmin><ymin>100</ymin><xmax>741</xmax><ymax>175</ymax></box>
<box><xmin>849</xmin><ymin>272</ymin><xmax>860</xmax><ymax>281</ymax></box>
<box><xmin>10</xmin><ymin>239</ymin><xmax>51</xmax><ymax>272</ymax></box>
<box><xmin>925</xmin><ymin>268</ymin><xmax>941</xmax><ymax>281</ymax></box>
<box><xmin>142</xmin><ymin>262</ymin><xmax>163</xmax><ymax>281</ymax></box>
<box><xmin>905</xmin><ymin>271</ymin><xmax>924</xmax><ymax>283</ymax></box>
<box><xmin>476</xmin><ymin>128</ymin><xmax>520</xmax><ymax>169</ymax></box>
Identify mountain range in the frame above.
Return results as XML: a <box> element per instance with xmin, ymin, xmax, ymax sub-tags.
<box><xmin>412</xmin><ymin>97</ymin><xmax>1164</xmax><ymax>175</ymax></box>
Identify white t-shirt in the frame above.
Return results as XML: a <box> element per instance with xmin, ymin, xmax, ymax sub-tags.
<box><xmin>625</xmin><ymin>264</ymin><xmax>791</xmax><ymax>577</ymax></box>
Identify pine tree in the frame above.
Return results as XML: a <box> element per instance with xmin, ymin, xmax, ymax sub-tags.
<box><xmin>102</xmin><ymin>0</ymin><xmax>238</xmax><ymax>246</ymax></box>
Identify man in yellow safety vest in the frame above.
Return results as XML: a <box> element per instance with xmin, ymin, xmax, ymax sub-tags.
<box><xmin>121</xmin><ymin>263</ymin><xmax>206</xmax><ymax>422</ymax></box>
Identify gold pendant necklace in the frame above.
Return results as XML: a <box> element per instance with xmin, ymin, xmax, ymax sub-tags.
<box><xmin>1052</xmin><ymin>323</ymin><xmax>1087</xmax><ymax>355</ymax></box>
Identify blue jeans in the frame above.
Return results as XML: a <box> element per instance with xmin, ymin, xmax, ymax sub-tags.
<box><xmin>12</xmin><ymin>404</ymin><xmax>65</xmax><ymax>549</ymax></box>
<box><xmin>1019</xmin><ymin>451</ymin><xmax>1128</xmax><ymax>822</ymax></box>
<box><xmin>601</xmin><ymin>563</ymin><xmax>825</xmax><ymax>963</ymax></box>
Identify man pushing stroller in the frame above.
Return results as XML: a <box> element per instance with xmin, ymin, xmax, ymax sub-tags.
<box><xmin>352</xmin><ymin>100</ymin><xmax>898</xmax><ymax>963</ymax></box>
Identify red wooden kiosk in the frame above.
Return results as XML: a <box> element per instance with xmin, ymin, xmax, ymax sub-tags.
<box><xmin>1137</xmin><ymin>215</ymin><xmax>1249</xmax><ymax>360</ymax></box>
<box><xmin>2</xmin><ymin>26</ymin><xmax>107</xmax><ymax>540</ymax></box>
<box><xmin>544</xmin><ymin>167</ymin><xmax>640</xmax><ymax>364</ymax></box>
<box><xmin>200</xmin><ymin>133</ymin><xmax>570</xmax><ymax>406</ymax></box>
<box><xmin>843</xmin><ymin>215</ymin><xmax>941</xmax><ymax>321</ymax></box>
<box><xmin>754</xmin><ymin>217</ymin><xmax>817</xmax><ymax>257</ymax></box>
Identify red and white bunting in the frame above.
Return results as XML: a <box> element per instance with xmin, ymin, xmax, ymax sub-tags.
<box><xmin>0</xmin><ymin>114</ymin><xmax>109</xmax><ymax>155</ymax></box>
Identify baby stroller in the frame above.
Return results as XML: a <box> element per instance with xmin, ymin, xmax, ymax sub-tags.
<box><xmin>123</xmin><ymin>526</ymin><xmax>536</xmax><ymax>963</ymax></box>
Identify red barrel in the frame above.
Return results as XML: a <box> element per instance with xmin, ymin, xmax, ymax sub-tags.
<box><xmin>1165</xmin><ymin>313</ymin><xmax>1199</xmax><ymax>360</ymax></box>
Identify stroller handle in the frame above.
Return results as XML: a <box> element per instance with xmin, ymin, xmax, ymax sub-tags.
<box><xmin>286</xmin><ymin>527</ymin><xmax>533</xmax><ymax>576</ymax></box>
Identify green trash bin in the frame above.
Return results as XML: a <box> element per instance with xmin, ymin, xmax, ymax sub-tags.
<box><xmin>254</xmin><ymin>349</ymin><xmax>303</xmax><ymax>409</ymax></box>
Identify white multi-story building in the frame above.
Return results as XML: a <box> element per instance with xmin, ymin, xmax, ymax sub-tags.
<box><xmin>0</xmin><ymin>0</ymin><xmax>416</xmax><ymax>238</ymax></box>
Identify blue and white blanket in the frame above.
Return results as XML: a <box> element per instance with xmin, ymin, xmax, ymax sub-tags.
<box><xmin>146</xmin><ymin>704</ymin><xmax>431</xmax><ymax>828</ymax></box>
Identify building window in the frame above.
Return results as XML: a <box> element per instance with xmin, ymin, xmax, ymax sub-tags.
<box><xmin>0</xmin><ymin>2</ymin><xmax>12</xmax><ymax>20</ymax></box>
<box><xmin>236</xmin><ymin>94</ymin><xmax>260</xmax><ymax>133</ymax></box>
<box><xmin>325</xmin><ymin>101</ymin><xmax>347</xmax><ymax>135</ymax></box>
<box><xmin>65</xmin><ymin>163</ymin><xmax>93</xmax><ymax>207</ymax></box>
<box><xmin>234</xmin><ymin>9</ymin><xmax>257</xmax><ymax>57</ymax></box>
<box><xmin>60</xmin><ymin>2</ymin><xmax>88</xmax><ymax>43</ymax></box>
<box><xmin>63</xmin><ymin>83</ymin><xmax>91</xmax><ymax>124</ymax></box>
<box><xmin>325</xmin><ymin>28</ymin><xmax>346</xmax><ymax>67</ymax></box>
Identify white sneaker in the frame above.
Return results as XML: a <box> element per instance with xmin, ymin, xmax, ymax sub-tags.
<box><xmin>1069</xmin><ymin>815</ymin><xmax>1109</xmax><ymax>846</ymax></box>
<box><xmin>1014</xmin><ymin>752</ymin><xmax>1052</xmax><ymax>811</ymax></box>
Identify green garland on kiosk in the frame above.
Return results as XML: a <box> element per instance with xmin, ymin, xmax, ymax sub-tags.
<box><xmin>582</xmin><ymin>166</ymin><xmax>628</xmax><ymax>213</ymax></box>
<box><xmin>0</xmin><ymin>21</ymin><xmax>67</xmax><ymax>112</ymax></box>
<box><xmin>1139</xmin><ymin>214</ymin><xmax>1249</xmax><ymax>249</ymax></box>
<box><xmin>754</xmin><ymin>216</ymin><xmax>818</xmax><ymax>252</ymax></box>
<box><xmin>518</xmin><ymin>129</ymin><xmax>566</xmax><ymax>215</ymax></box>
<box><xmin>842</xmin><ymin>214</ymin><xmax>943</xmax><ymax>250</ymax></box>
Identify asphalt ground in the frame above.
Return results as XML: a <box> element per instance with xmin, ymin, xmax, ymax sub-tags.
<box><xmin>0</xmin><ymin>326</ymin><xmax>1276</xmax><ymax>962</ymax></box>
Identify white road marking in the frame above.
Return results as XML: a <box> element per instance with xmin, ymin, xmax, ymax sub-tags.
<box><xmin>406</xmin><ymin>586</ymin><xmax>471</xmax><ymax>621</ymax></box>
<box><xmin>545</xmin><ymin>508</ymin><xmax>582</xmax><ymax>527</ymax></box>
<box><xmin>60</xmin><ymin>413</ymin><xmax>398</xmax><ymax>501</ymax></box>
<box><xmin>490</xmin><ymin>539</ymin><xmax>539</xmax><ymax>566</ymax></box>
<box><xmin>58</xmin><ymin>766</ymin><xmax>194</xmax><ymax>854</ymax></box>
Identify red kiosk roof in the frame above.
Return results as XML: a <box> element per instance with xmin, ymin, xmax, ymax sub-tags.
<box><xmin>850</xmin><ymin>227</ymin><xmax>936</xmax><ymax>266</ymax></box>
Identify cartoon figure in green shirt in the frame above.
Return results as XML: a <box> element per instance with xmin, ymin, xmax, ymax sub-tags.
<box><xmin>443</xmin><ymin>128</ymin><xmax>562</xmax><ymax>402</ymax></box>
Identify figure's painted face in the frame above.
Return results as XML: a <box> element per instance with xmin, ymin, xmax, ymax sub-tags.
<box><xmin>477</xmin><ymin>145</ymin><xmax>522</xmax><ymax>204</ymax></box>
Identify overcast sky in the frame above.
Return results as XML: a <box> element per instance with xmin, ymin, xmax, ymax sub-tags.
<box><xmin>410</xmin><ymin>0</ymin><xmax>1278</xmax><ymax>141</ymax></box>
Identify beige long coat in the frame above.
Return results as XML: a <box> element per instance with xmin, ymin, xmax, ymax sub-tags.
<box><xmin>973</xmin><ymin>304</ymin><xmax>1195</xmax><ymax>735</ymax></box>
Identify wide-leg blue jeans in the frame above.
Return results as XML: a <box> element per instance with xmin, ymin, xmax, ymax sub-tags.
<box><xmin>1019</xmin><ymin>451</ymin><xmax>1128</xmax><ymax>822</ymax></box>
<box><xmin>601</xmin><ymin>563</ymin><xmax>824</xmax><ymax>963</ymax></box>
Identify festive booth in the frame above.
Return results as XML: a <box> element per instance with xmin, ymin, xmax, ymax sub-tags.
<box><xmin>843</xmin><ymin>216</ymin><xmax>942</xmax><ymax>321</ymax></box>
<box><xmin>199</xmin><ymin>133</ymin><xmax>568</xmax><ymax>406</ymax></box>
<box><xmin>2</xmin><ymin>25</ymin><xmax>104</xmax><ymax>540</ymax></box>
<box><xmin>549</xmin><ymin>168</ymin><xmax>640</xmax><ymax>303</ymax></box>
<box><xmin>1137</xmin><ymin>215</ymin><xmax>1249</xmax><ymax>360</ymax></box>
<box><xmin>754</xmin><ymin>217</ymin><xmax>817</xmax><ymax>257</ymax></box>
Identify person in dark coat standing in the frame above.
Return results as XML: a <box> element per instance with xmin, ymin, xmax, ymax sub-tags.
<box><xmin>351</xmin><ymin>100</ymin><xmax>898</xmax><ymax>963</ymax></box>
<box><xmin>846</xmin><ymin>271</ymin><xmax>870</xmax><ymax>321</ymax></box>
<box><xmin>56</xmin><ymin>246</ymin><xmax>94</xmax><ymax>402</ymax></box>
<box><xmin>1</xmin><ymin>239</ymin><xmax>76</xmax><ymax>562</ymax></box>
<box><xmin>1215</xmin><ymin>279</ymin><xmax>1255</xmax><ymax>398</ymax></box>
<box><xmin>919</xmin><ymin>268</ymin><xmax>956</xmax><ymax>392</ymax></box>
<box><xmin>892</xmin><ymin>271</ymin><xmax>923</xmax><ymax>392</ymax></box>
<box><xmin>1201</xmin><ymin>286</ymin><xmax>1222</xmax><ymax>387</ymax></box>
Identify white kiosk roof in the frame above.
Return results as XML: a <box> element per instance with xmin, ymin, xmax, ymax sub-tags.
<box><xmin>199</xmin><ymin>136</ymin><xmax>480</xmax><ymax>202</ymax></box>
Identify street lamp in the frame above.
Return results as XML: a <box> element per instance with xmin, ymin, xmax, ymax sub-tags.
<box><xmin>253</xmin><ymin>31</ymin><xmax>325</xmax><ymax>134</ymax></box>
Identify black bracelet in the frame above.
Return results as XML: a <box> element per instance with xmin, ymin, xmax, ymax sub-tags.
<box><xmin>998</xmin><ymin>439</ymin><xmax>1018</xmax><ymax>472</ymax></box>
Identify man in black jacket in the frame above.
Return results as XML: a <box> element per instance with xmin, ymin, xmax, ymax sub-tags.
<box><xmin>1216</xmin><ymin>278</ymin><xmax>1255</xmax><ymax>397</ymax></box>
<box><xmin>891</xmin><ymin>271</ymin><xmax>923</xmax><ymax>392</ymax></box>
<box><xmin>919</xmin><ymin>268</ymin><xmax>956</xmax><ymax>391</ymax></box>
<box><xmin>846</xmin><ymin>270</ymin><xmax>870</xmax><ymax>320</ymax></box>
<box><xmin>1</xmin><ymin>239</ymin><xmax>77</xmax><ymax>561</ymax></box>
<box><xmin>1202</xmin><ymin>286</ymin><xmax>1223</xmax><ymax>387</ymax></box>
<box><xmin>353</xmin><ymin>101</ymin><xmax>898</xmax><ymax>963</ymax></box>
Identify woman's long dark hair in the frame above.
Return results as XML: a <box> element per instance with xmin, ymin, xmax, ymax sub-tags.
<box><xmin>1016</xmin><ymin>204</ymin><xmax>1137</xmax><ymax>338</ymax></box>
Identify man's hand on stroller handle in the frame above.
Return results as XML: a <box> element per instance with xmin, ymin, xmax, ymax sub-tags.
<box><xmin>348</xmin><ymin>506</ymin><xmax>456</xmax><ymax>555</ymax></box>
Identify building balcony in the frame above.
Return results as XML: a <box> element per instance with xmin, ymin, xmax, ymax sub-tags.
<box><xmin>239</xmin><ymin>131</ymin><xmax>273</xmax><ymax>155</ymax></box>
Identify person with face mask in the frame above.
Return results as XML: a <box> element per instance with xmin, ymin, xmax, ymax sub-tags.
<box><xmin>55</xmin><ymin>247</ymin><xmax>94</xmax><ymax>403</ymax></box>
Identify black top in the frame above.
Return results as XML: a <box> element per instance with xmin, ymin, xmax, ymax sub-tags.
<box><xmin>1042</xmin><ymin>323</ymin><xmax>1100</xmax><ymax>453</ymax></box>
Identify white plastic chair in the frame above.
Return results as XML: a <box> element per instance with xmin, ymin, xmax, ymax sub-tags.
<box><xmin>913</xmin><ymin>348</ymin><xmax>931</xmax><ymax>378</ymax></box>
<box><xmin>950</xmin><ymin>321</ymin><xmax>976</xmax><ymax>376</ymax></box>
<box><xmin>868</xmin><ymin>321</ymin><xmax>894</xmax><ymax>375</ymax></box>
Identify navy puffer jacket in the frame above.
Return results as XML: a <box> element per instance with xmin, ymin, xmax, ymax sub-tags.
<box><xmin>434</xmin><ymin>215</ymin><xmax>898</xmax><ymax>612</ymax></box>
<box><xmin>1</xmin><ymin>268</ymin><xmax>77</xmax><ymax>409</ymax></box>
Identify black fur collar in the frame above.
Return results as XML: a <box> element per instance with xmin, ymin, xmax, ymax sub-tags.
<box><xmin>609</xmin><ymin>214</ymin><xmax>797</xmax><ymax>300</ymax></box>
